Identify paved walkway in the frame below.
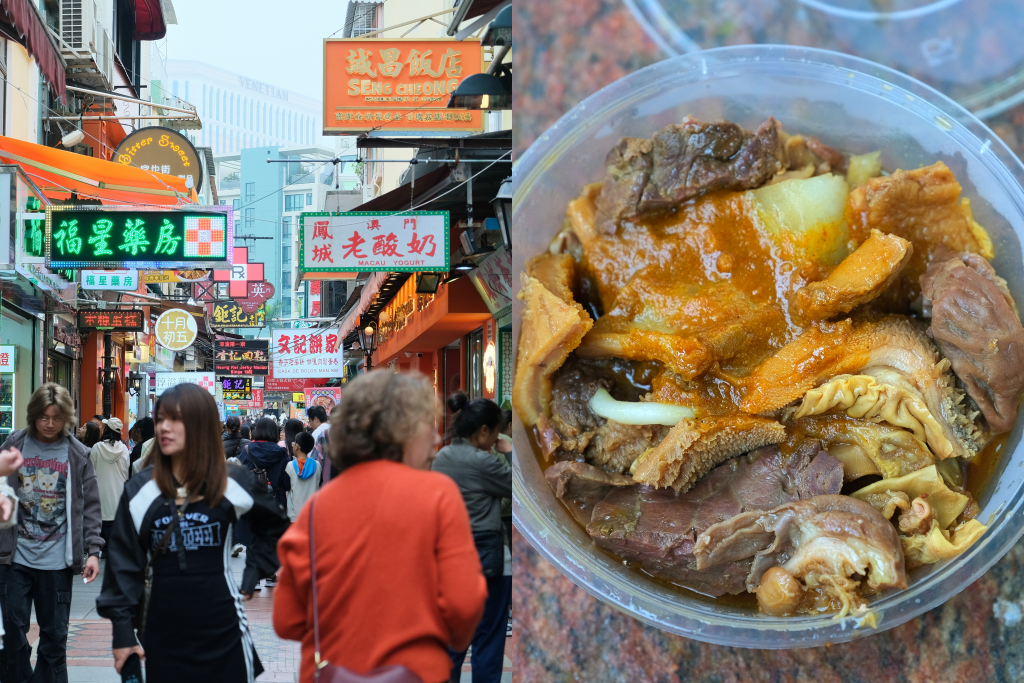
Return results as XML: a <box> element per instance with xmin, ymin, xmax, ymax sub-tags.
<box><xmin>31</xmin><ymin>555</ymin><xmax>512</xmax><ymax>682</ymax></box>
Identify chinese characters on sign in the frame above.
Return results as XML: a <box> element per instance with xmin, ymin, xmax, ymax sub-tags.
<box><xmin>154</xmin><ymin>309</ymin><xmax>198</xmax><ymax>351</ymax></box>
<box><xmin>113</xmin><ymin>127</ymin><xmax>204</xmax><ymax>193</ymax></box>
<box><xmin>81</xmin><ymin>269</ymin><xmax>140</xmax><ymax>291</ymax></box>
<box><xmin>46</xmin><ymin>208</ymin><xmax>230</xmax><ymax>268</ymax></box>
<box><xmin>77</xmin><ymin>310</ymin><xmax>144</xmax><ymax>330</ymax></box>
<box><xmin>0</xmin><ymin>346</ymin><xmax>15</xmax><ymax>373</ymax></box>
<box><xmin>219</xmin><ymin>377</ymin><xmax>252</xmax><ymax>401</ymax></box>
<box><xmin>272</xmin><ymin>328</ymin><xmax>344</xmax><ymax>378</ymax></box>
<box><xmin>300</xmin><ymin>212</ymin><xmax>448</xmax><ymax>274</ymax></box>
<box><xmin>467</xmin><ymin>247</ymin><xmax>514</xmax><ymax>318</ymax></box>
<box><xmin>324</xmin><ymin>39</ymin><xmax>483</xmax><ymax>133</ymax></box>
<box><xmin>154</xmin><ymin>372</ymin><xmax>216</xmax><ymax>396</ymax></box>
<box><xmin>210</xmin><ymin>302</ymin><xmax>266</xmax><ymax>328</ymax></box>
<box><xmin>214</xmin><ymin>339</ymin><xmax>270</xmax><ymax>376</ymax></box>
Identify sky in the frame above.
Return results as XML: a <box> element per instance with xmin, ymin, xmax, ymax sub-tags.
<box><xmin>163</xmin><ymin>0</ymin><xmax>352</xmax><ymax>101</ymax></box>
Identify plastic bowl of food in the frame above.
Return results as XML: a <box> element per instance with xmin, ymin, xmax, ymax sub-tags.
<box><xmin>510</xmin><ymin>44</ymin><xmax>1024</xmax><ymax>647</ymax></box>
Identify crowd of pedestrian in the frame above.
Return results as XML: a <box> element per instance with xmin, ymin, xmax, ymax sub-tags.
<box><xmin>0</xmin><ymin>372</ymin><xmax>513</xmax><ymax>683</ymax></box>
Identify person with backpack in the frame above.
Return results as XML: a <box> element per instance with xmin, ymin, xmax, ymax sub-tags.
<box><xmin>222</xmin><ymin>417</ymin><xmax>249</xmax><ymax>461</ymax></box>
<box><xmin>236</xmin><ymin>418</ymin><xmax>290</xmax><ymax>586</ymax></box>
<box><xmin>89</xmin><ymin>418</ymin><xmax>130</xmax><ymax>554</ymax></box>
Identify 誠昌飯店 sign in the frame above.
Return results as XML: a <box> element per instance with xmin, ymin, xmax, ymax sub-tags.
<box><xmin>299</xmin><ymin>211</ymin><xmax>448</xmax><ymax>274</ymax></box>
<box><xmin>324</xmin><ymin>38</ymin><xmax>484</xmax><ymax>134</ymax></box>
<box><xmin>46</xmin><ymin>205</ymin><xmax>232</xmax><ymax>269</ymax></box>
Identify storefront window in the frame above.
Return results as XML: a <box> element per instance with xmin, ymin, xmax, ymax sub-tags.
<box><xmin>46</xmin><ymin>353</ymin><xmax>73</xmax><ymax>394</ymax></box>
<box><xmin>0</xmin><ymin>374</ymin><xmax>13</xmax><ymax>436</ymax></box>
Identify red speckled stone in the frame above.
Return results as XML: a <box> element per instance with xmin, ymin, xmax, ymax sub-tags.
<box><xmin>513</xmin><ymin>0</ymin><xmax>1024</xmax><ymax>678</ymax></box>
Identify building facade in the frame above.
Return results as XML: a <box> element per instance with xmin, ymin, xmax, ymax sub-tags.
<box><xmin>166</xmin><ymin>60</ymin><xmax>324</xmax><ymax>155</ymax></box>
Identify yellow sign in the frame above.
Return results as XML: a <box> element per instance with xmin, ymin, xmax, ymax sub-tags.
<box><xmin>144</xmin><ymin>269</ymin><xmax>210</xmax><ymax>283</ymax></box>
<box><xmin>292</xmin><ymin>393</ymin><xmax>305</xmax><ymax>402</ymax></box>
<box><xmin>154</xmin><ymin>309</ymin><xmax>198</xmax><ymax>351</ymax></box>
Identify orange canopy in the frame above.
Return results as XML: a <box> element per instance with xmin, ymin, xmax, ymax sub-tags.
<box><xmin>0</xmin><ymin>135</ymin><xmax>196</xmax><ymax>206</ymax></box>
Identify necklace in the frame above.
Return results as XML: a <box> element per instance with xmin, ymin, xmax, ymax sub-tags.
<box><xmin>176</xmin><ymin>486</ymin><xmax>188</xmax><ymax>499</ymax></box>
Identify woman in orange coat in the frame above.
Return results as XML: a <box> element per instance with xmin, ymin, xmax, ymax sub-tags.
<box><xmin>272</xmin><ymin>371</ymin><xmax>487</xmax><ymax>683</ymax></box>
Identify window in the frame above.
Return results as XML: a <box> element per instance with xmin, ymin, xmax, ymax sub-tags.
<box><xmin>306</xmin><ymin>193</ymin><xmax>312</xmax><ymax>206</ymax></box>
<box><xmin>350</xmin><ymin>3</ymin><xmax>378</xmax><ymax>36</ymax></box>
<box><xmin>282</xmin><ymin>216</ymin><xmax>292</xmax><ymax>238</ymax></box>
<box><xmin>282</xmin><ymin>246</ymin><xmax>291</xmax><ymax>264</ymax></box>
<box><xmin>245</xmin><ymin>182</ymin><xmax>255</xmax><ymax>202</ymax></box>
<box><xmin>284</xmin><ymin>297</ymin><xmax>292</xmax><ymax>311</ymax></box>
<box><xmin>232</xmin><ymin>199</ymin><xmax>240</xmax><ymax>213</ymax></box>
<box><xmin>284</xmin><ymin>194</ymin><xmax>304</xmax><ymax>212</ymax></box>
<box><xmin>245</xmin><ymin>208</ymin><xmax>254</xmax><ymax>228</ymax></box>
<box><xmin>219</xmin><ymin>199</ymin><xmax>227</xmax><ymax>205</ymax></box>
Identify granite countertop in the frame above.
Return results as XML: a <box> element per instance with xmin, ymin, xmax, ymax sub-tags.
<box><xmin>512</xmin><ymin>1</ymin><xmax>1024</xmax><ymax>680</ymax></box>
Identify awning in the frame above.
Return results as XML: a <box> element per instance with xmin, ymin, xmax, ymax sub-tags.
<box><xmin>133</xmin><ymin>0</ymin><xmax>168</xmax><ymax>40</ymax></box>
<box><xmin>0</xmin><ymin>135</ymin><xmax>195</xmax><ymax>206</ymax></box>
<box><xmin>357</xmin><ymin>165</ymin><xmax>451</xmax><ymax>212</ymax></box>
<box><xmin>0</xmin><ymin>0</ymin><xmax>66</xmax><ymax>98</ymax></box>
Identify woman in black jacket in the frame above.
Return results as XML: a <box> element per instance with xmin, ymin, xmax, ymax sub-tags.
<box><xmin>239</xmin><ymin>418</ymin><xmax>290</xmax><ymax>509</ymax></box>
<box><xmin>96</xmin><ymin>384</ymin><xmax>289</xmax><ymax>683</ymax></box>
<box><xmin>221</xmin><ymin>416</ymin><xmax>249</xmax><ymax>460</ymax></box>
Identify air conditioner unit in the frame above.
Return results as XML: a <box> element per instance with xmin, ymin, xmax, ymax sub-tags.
<box><xmin>60</xmin><ymin>0</ymin><xmax>86</xmax><ymax>50</ymax></box>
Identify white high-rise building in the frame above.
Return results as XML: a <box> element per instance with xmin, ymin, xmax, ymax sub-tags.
<box><xmin>165</xmin><ymin>60</ymin><xmax>323</xmax><ymax>155</ymax></box>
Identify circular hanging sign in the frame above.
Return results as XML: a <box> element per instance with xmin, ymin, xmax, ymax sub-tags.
<box><xmin>113</xmin><ymin>126</ymin><xmax>204</xmax><ymax>192</ymax></box>
<box><xmin>154</xmin><ymin>309</ymin><xmax>198</xmax><ymax>352</ymax></box>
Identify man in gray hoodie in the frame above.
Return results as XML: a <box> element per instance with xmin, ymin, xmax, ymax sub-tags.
<box><xmin>0</xmin><ymin>384</ymin><xmax>104</xmax><ymax>683</ymax></box>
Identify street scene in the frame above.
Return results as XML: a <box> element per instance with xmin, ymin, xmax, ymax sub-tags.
<box><xmin>0</xmin><ymin>0</ymin><xmax>513</xmax><ymax>681</ymax></box>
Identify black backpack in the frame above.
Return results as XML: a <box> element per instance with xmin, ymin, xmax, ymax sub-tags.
<box><xmin>243</xmin><ymin>445</ymin><xmax>276</xmax><ymax>495</ymax></box>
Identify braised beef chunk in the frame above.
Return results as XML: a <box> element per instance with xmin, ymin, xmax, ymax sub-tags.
<box><xmin>921</xmin><ymin>252</ymin><xmax>1024</xmax><ymax>433</ymax></box>
<box><xmin>595</xmin><ymin>117</ymin><xmax>786</xmax><ymax>231</ymax></box>
<box><xmin>547</xmin><ymin>356</ymin><xmax>665</xmax><ymax>469</ymax></box>
<box><xmin>560</xmin><ymin>443</ymin><xmax>844</xmax><ymax>596</ymax></box>
<box><xmin>544</xmin><ymin>461</ymin><xmax>634</xmax><ymax>526</ymax></box>
<box><xmin>594</xmin><ymin>137</ymin><xmax>653</xmax><ymax>234</ymax></box>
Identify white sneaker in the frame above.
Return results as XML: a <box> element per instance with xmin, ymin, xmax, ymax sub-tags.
<box><xmin>231</xmin><ymin>544</ymin><xmax>244</xmax><ymax>557</ymax></box>
<box><xmin>264</xmin><ymin>575</ymin><xmax>278</xmax><ymax>587</ymax></box>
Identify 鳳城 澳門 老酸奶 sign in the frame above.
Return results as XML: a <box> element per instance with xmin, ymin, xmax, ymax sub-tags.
<box><xmin>45</xmin><ymin>206</ymin><xmax>233</xmax><ymax>269</ymax></box>
<box><xmin>299</xmin><ymin>211</ymin><xmax>449</xmax><ymax>274</ymax></box>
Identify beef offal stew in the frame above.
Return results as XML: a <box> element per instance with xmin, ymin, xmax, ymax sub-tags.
<box><xmin>514</xmin><ymin>116</ymin><xmax>1024</xmax><ymax>617</ymax></box>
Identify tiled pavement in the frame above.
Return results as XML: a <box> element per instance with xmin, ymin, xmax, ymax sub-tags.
<box><xmin>27</xmin><ymin>555</ymin><xmax>511</xmax><ymax>682</ymax></box>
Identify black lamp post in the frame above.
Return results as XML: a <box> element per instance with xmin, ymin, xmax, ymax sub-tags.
<box><xmin>491</xmin><ymin>177</ymin><xmax>512</xmax><ymax>252</ymax></box>
<box><xmin>357</xmin><ymin>320</ymin><xmax>378</xmax><ymax>372</ymax></box>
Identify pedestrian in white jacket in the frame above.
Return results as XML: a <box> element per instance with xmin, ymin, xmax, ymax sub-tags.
<box><xmin>89</xmin><ymin>418</ymin><xmax>129</xmax><ymax>554</ymax></box>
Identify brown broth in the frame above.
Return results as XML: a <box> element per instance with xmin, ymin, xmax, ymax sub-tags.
<box><xmin>965</xmin><ymin>432</ymin><xmax>1011</xmax><ymax>502</ymax></box>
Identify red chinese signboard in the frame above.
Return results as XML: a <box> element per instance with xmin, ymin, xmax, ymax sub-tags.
<box><xmin>272</xmin><ymin>328</ymin><xmax>344</xmax><ymax>378</ymax></box>
<box><xmin>77</xmin><ymin>309</ymin><xmax>144</xmax><ymax>330</ymax></box>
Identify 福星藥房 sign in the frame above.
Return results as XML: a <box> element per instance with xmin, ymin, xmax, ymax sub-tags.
<box><xmin>272</xmin><ymin>329</ymin><xmax>343</xmax><ymax>378</ymax></box>
<box><xmin>324</xmin><ymin>38</ymin><xmax>484</xmax><ymax>134</ymax></box>
<box><xmin>299</xmin><ymin>211</ymin><xmax>448</xmax><ymax>274</ymax></box>
<box><xmin>46</xmin><ymin>206</ymin><xmax>232</xmax><ymax>269</ymax></box>
<box><xmin>81</xmin><ymin>269</ymin><xmax>140</xmax><ymax>291</ymax></box>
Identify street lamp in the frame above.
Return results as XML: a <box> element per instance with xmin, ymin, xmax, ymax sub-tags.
<box><xmin>447</xmin><ymin>72</ymin><xmax>511</xmax><ymax>110</ymax></box>
<box><xmin>481</xmin><ymin>6</ymin><xmax>511</xmax><ymax>47</ymax></box>
<box><xmin>491</xmin><ymin>176</ymin><xmax>512</xmax><ymax>252</ymax></box>
<box><xmin>357</xmin><ymin>321</ymin><xmax>378</xmax><ymax>372</ymax></box>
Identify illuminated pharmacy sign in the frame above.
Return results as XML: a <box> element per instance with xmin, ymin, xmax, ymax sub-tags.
<box><xmin>45</xmin><ymin>206</ymin><xmax>233</xmax><ymax>269</ymax></box>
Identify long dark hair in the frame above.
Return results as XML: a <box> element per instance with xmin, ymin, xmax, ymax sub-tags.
<box><xmin>81</xmin><ymin>421</ymin><xmax>101</xmax><ymax>448</ymax></box>
<box><xmin>445</xmin><ymin>392</ymin><xmax>502</xmax><ymax>440</ymax></box>
<box><xmin>283</xmin><ymin>418</ymin><xmax>304</xmax><ymax>455</ymax></box>
<box><xmin>151</xmin><ymin>384</ymin><xmax>227</xmax><ymax>507</ymax></box>
<box><xmin>134</xmin><ymin>417</ymin><xmax>155</xmax><ymax>443</ymax></box>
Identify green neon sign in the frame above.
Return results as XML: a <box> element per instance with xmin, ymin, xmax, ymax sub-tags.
<box><xmin>46</xmin><ymin>207</ymin><xmax>231</xmax><ymax>268</ymax></box>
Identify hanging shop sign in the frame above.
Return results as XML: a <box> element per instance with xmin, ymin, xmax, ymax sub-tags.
<box><xmin>244</xmin><ymin>389</ymin><xmax>264</xmax><ymax>408</ymax></box>
<box><xmin>308</xmin><ymin>280</ymin><xmax>322</xmax><ymax>317</ymax></box>
<box><xmin>299</xmin><ymin>211</ymin><xmax>449</xmax><ymax>274</ymax></box>
<box><xmin>210</xmin><ymin>301</ymin><xmax>266</xmax><ymax>328</ymax></box>
<box><xmin>304</xmin><ymin>387</ymin><xmax>341</xmax><ymax>414</ymax></box>
<box><xmin>52</xmin><ymin>315</ymin><xmax>81</xmax><ymax>350</ymax></box>
<box><xmin>467</xmin><ymin>247</ymin><xmax>514</xmax><ymax>319</ymax></box>
<box><xmin>154</xmin><ymin>309</ymin><xmax>198</xmax><ymax>351</ymax></box>
<box><xmin>0</xmin><ymin>346</ymin><xmax>14</xmax><ymax>373</ymax></box>
<box><xmin>214</xmin><ymin>339</ymin><xmax>270</xmax><ymax>375</ymax></box>
<box><xmin>81</xmin><ymin>269</ymin><xmax>140</xmax><ymax>291</ymax></box>
<box><xmin>272</xmin><ymin>328</ymin><xmax>343</xmax><ymax>378</ymax></box>
<box><xmin>265</xmin><ymin>377</ymin><xmax>320</xmax><ymax>391</ymax></box>
<box><xmin>143</xmin><ymin>269</ymin><xmax>211</xmax><ymax>283</ymax></box>
<box><xmin>77</xmin><ymin>309</ymin><xmax>144</xmax><ymax>330</ymax></box>
<box><xmin>219</xmin><ymin>376</ymin><xmax>253</xmax><ymax>401</ymax></box>
<box><xmin>236</xmin><ymin>281</ymin><xmax>275</xmax><ymax>313</ymax></box>
<box><xmin>154</xmin><ymin>371</ymin><xmax>216</xmax><ymax>396</ymax></box>
<box><xmin>114</xmin><ymin>126</ymin><xmax>204</xmax><ymax>193</ymax></box>
<box><xmin>213</xmin><ymin>246</ymin><xmax>265</xmax><ymax>298</ymax></box>
<box><xmin>46</xmin><ymin>206</ymin><xmax>232</xmax><ymax>269</ymax></box>
<box><xmin>324</xmin><ymin>38</ymin><xmax>484</xmax><ymax>134</ymax></box>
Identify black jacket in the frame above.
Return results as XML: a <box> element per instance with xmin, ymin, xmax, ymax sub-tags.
<box><xmin>239</xmin><ymin>441</ymin><xmax>291</xmax><ymax>509</ymax></box>
<box><xmin>95</xmin><ymin>464</ymin><xmax>289</xmax><ymax>649</ymax></box>
<box><xmin>221</xmin><ymin>433</ymin><xmax>249</xmax><ymax>460</ymax></box>
<box><xmin>0</xmin><ymin>429</ymin><xmax>104</xmax><ymax>572</ymax></box>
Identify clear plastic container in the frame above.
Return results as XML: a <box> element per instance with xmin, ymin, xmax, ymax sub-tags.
<box><xmin>623</xmin><ymin>0</ymin><xmax>1024</xmax><ymax>120</ymax></box>
<box><xmin>511</xmin><ymin>45</ymin><xmax>1024</xmax><ymax>648</ymax></box>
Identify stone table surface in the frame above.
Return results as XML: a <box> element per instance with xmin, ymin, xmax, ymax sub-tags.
<box><xmin>511</xmin><ymin>1</ymin><xmax>1024</xmax><ymax>681</ymax></box>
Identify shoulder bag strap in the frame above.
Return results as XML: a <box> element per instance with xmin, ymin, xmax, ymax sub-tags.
<box><xmin>308</xmin><ymin>495</ymin><xmax>325</xmax><ymax>670</ymax></box>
